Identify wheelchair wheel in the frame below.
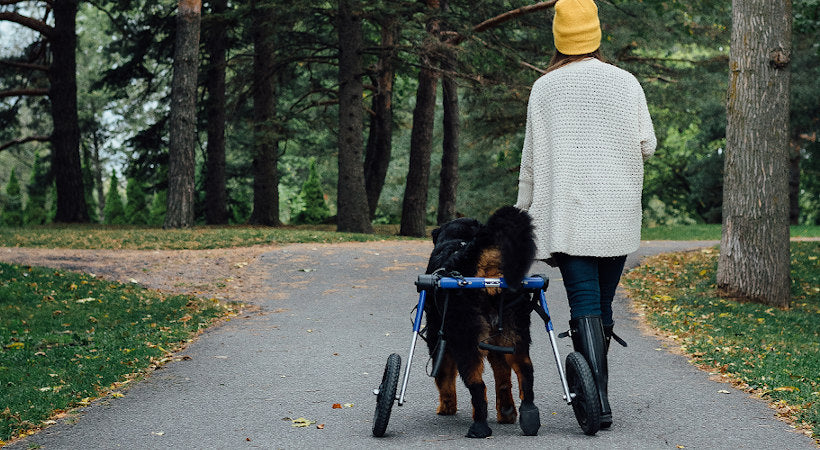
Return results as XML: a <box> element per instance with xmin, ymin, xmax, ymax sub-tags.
<box><xmin>372</xmin><ymin>353</ymin><xmax>401</xmax><ymax>437</ymax></box>
<box><xmin>565</xmin><ymin>351</ymin><xmax>601</xmax><ymax>436</ymax></box>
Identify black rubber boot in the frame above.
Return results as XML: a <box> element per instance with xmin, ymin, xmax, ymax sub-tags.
<box><xmin>570</xmin><ymin>316</ymin><xmax>611</xmax><ymax>429</ymax></box>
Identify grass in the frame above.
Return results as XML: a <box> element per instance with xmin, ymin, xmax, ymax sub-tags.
<box><xmin>0</xmin><ymin>263</ymin><xmax>239</xmax><ymax>444</ymax></box>
<box><xmin>640</xmin><ymin>224</ymin><xmax>820</xmax><ymax>241</ymax></box>
<box><xmin>623</xmin><ymin>241</ymin><xmax>820</xmax><ymax>440</ymax></box>
<box><xmin>0</xmin><ymin>224</ymin><xmax>816</xmax><ymax>250</ymax></box>
<box><xmin>0</xmin><ymin>224</ymin><xmax>416</xmax><ymax>250</ymax></box>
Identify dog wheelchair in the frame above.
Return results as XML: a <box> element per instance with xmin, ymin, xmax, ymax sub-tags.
<box><xmin>372</xmin><ymin>273</ymin><xmax>602</xmax><ymax>437</ymax></box>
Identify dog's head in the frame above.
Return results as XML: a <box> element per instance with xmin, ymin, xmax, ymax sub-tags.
<box><xmin>431</xmin><ymin>218</ymin><xmax>481</xmax><ymax>246</ymax></box>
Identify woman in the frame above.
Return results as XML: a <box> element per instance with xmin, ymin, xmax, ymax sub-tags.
<box><xmin>515</xmin><ymin>0</ymin><xmax>656</xmax><ymax>429</ymax></box>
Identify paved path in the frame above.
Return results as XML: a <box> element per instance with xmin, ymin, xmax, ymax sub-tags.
<box><xmin>8</xmin><ymin>240</ymin><xmax>816</xmax><ymax>449</ymax></box>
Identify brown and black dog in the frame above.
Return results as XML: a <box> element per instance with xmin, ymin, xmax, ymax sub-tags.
<box><xmin>424</xmin><ymin>206</ymin><xmax>540</xmax><ymax>438</ymax></box>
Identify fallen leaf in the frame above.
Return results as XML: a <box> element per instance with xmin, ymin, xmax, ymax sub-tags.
<box><xmin>316</xmin><ymin>424</ymin><xmax>325</xmax><ymax>429</ymax></box>
<box><xmin>344</xmin><ymin>403</ymin><xmax>354</xmax><ymax>408</ymax></box>
<box><xmin>151</xmin><ymin>431</ymin><xmax>165</xmax><ymax>436</ymax></box>
<box><xmin>773</xmin><ymin>386</ymin><xmax>799</xmax><ymax>392</ymax></box>
<box><xmin>718</xmin><ymin>390</ymin><xmax>730</xmax><ymax>394</ymax></box>
<box><xmin>332</xmin><ymin>403</ymin><xmax>342</xmax><ymax>409</ymax></box>
<box><xmin>292</xmin><ymin>417</ymin><xmax>316</xmax><ymax>427</ymax></box>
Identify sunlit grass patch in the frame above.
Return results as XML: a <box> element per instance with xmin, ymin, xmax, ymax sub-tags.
<box><xmin>0</xmin><ymin>224</ymin><xmax>416</xmax><ymax>250</ymax></box>
<box><xmin>623</xmin><ymin>242</ymin><xmax>820</xmax><ymax>439</ymax></box>
<box><xmin>0</xmin><ymin>262</ymin><xmax>239</xmax><ymax>443</ymax></box>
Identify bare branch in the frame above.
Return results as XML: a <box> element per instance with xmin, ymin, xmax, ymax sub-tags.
<box><xmin>0</xmin><ymin>10</ymin><xmax>54</xmax><ymax>37</ymax></box>
<box><xmin>0</xmin><ymin>135</ymin><xmax>50</xmax><ymax>153</ymax></box>
<box><xmin>0</xmin><ymin>87</ymin><xmax>49</xmax><ymax>98</ymax></box>
<box><xmin>446</xmin><ymin>0</ymin><xmax>558</xmax><ymax>45</ymax></box>
<box><xmin>519</xmin><ymin>60</ymin><xmax>547</xmax><ymax>75</ymax></box>
<box><xmin>0</xmin><ymin>59</ymin><xmax>48</xmax><ymax>71</ymax></box>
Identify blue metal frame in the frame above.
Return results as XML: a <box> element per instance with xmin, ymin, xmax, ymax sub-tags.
<box><xmin>397</xmin><ymin>275</ymin><xmax>574</xmax><ymax>406</ymax></box>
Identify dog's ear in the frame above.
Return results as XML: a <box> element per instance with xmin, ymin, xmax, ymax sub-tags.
<box><xmin>431</xmin><ymin>227</ymin><xmax>441</xmax><ymax>244</ymax></box>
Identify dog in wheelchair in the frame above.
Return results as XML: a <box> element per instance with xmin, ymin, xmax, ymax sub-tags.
<box><xmin>423</xmin><ymin>206</ymin><xmax>540</xmax><ymax>438</ymax></box>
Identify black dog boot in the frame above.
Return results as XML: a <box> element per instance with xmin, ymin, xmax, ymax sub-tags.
<box><xmin>466</xmin><ymin>420</ymin><xmax>492</xmax><ymax>438</ymax></box>
<box><xmin>570</xmin><ymin>316</ymin><xmax>612</xmax><ymax>429</ymax></box>
<box><xmin>518</xmin><ymin>400</ymin><xmax>541</xmax><ymax>436</ymax></box>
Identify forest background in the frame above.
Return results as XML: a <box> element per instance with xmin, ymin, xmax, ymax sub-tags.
<box><xmin>0</xmin><ymin>0</ymin><xmax>818</xmax><ymax>232</ymax></box>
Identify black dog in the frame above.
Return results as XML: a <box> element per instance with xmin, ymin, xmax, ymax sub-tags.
<box><xmin>424</xmin><ymin>206</ymin><xmax>540</xmax><ymax>438</ymax></box>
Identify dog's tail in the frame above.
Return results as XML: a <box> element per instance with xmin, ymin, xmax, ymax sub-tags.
<box><xmin>482</xmin><ymin>206</ymin><xmax>536</xmax><ymax>287</ymax></box>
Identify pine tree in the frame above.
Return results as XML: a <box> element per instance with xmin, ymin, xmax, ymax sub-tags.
<box><xmin>294</xmin><ymin>160</ymin><xmax>331</xmax><ymax>225</ymax></box>
<box><xmin>24</xmin><ymin>152</ymin><xmax>50</xmax><ymax>225</ymax></box>
<box><xmin>149</xmin><ymin>190</ymin><xmax>167</xmax><ymax>226</ymax></box>
<box><xmin>125</xmin><ymin>177</ymin><xmax>150</xmax><ymax>225</ymax></box>
<box><xmin>82</xmin><ymin>145</ymin><xmax>98</xmax><ymax>223</ymax></box>
<box><xmin>2</xmin><ymin>169</ymin><xmax>24</xmax><ymax>227</ymax></box>
<box><xmin>103</xmin><ymin>170</ymin><xmax>126</xmax><ymax>225</ymax></box>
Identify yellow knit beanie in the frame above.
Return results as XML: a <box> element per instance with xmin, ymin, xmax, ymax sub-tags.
<box><xmin>552</xmin><ymin>0</ymin><xmax>601</xmax><ymax>55</ymax></box>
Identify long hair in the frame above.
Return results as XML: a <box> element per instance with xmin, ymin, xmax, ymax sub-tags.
<box><xmin>546</xmin><ymin>49</ymin><xmax>604</xmax><ymax>73</ymax></box>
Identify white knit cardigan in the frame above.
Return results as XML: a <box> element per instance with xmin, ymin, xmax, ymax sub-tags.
<box><xmin>515</xmin><ymin>58</ymin><xmax>656</xmax><ymax>259</ymax></box>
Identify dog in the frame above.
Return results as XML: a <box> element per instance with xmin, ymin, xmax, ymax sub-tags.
<box><xmin>423</xmin><ymin>206</ymin><xmax>540</xmax><ymax>438</ymax></box>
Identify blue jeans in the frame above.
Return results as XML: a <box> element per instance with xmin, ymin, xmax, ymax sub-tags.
<box><xmin>552</xmin><ymin>253</ymin><xmax>627</xmax><ymax>326</ymax></box>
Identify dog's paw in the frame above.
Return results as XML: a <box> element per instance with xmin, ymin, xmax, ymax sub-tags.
<box><xmin>436</xmin><ymin>403</ymin><xmax>457</xmax><ymax>416</ymax></box>
<box><xmin>497</xmin><ymin>405</ymin><xmax>517</xmax><ymax>424</ymax></box>
<box><xmin>519</xmin><ymin>401</ymin><xmax>540</xmax><ymax>436</ymax></box>
<box><xmin>466</xmin><ymin>421</ymin><xmax>492</xmax><ymax>438</ymax></box>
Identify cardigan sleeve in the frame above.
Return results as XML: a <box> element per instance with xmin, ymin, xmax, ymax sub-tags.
<box><xmin>515</xmin><ymin>104</ymin><xmax>535</xmax><ymax>211</ymax></box>
<box><xmin>637</xmin><ymin>84</ymin><xmax>657</xmax><ymax>161</ymax></box>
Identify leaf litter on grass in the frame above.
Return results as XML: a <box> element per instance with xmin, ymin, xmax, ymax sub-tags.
<box><xmin>623</xmin><ymin>242</ymin><xmax>820</xmax><ymax>440</ymax></box>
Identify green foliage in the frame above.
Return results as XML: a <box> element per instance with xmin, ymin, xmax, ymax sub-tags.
<box><xmin>149</xmin><ymin>190</ymin><xmax>167</xmax><ymax>226</ymax></box>
<box><xmin>623</xmin><ymin>243</ymin><xmax>820</xmax><ymax>438</ymax></box>
<box><xmin>103</xmin><ymin>171</ymin><xmax>126</xmax><ymax>225</ymax></box>
<box><xmin>23</xmin><ymin>152</ymin><xmax>50</xmax><ymax>226</ymax></box>
<box><xmin>125</xmin><ymin>178</ymin><xmax>150</xmax><ymax>225</ymax></box>
<box><xmin>82</xmin><ymin>148</ymin><xmax>98</xmax><ymax>224</ymax></box>
<box><xmin>0</xmin><ymin>262</ymin><xmax>233</xmax><ymax>442</ymax></box>
<box><xmin>292</xmin><ymin>160</ymin><xmax>331</xmax><ymax>225</ymax></box>
<box><xmin>1</xmin><ymin>169</ymin><xmax>23</xmax><ymax>227</ymax></box>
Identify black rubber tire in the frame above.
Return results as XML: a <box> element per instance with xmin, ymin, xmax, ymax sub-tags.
<box><xmin>565</xmin><ymin>351</ymin><xmax>601</xmax><ymax>436</ymax></box>
<box><xmin>372</xmin><ymin>353</ymin><xmax>401</xmax><ymax>437</ymax></box>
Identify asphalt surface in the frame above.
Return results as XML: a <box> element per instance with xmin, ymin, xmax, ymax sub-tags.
<box><xmin>7</xmin><ymin>240</ymin><xmax>816</xmax><ymax>449</ymax></box>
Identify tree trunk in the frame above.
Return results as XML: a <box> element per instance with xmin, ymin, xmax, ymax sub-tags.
<box><xmin>788</xmin><ymin>150</ymin><xmax>799</xmax><ymax>225</ymax></box>
<box><xmin>50</xmin><ymin>0</ymin><xmax>88</xmax><ymax>223</ymax></box>
<box><xmin>164</xmin><ymin>0</ymin><xmax>201</xmax><ymax>228</ymax></box>
<box><xmin>437</xmin><ymin>0</ymin><xmax>459</xmax><ymax>225</ymax></box>
<box><xmin>204</xmin><ymin>0</ymin><xmax>229</xmax><ymax>225</ymax></box>
<box><xmin>363</xmin><ymin>15</ymin><xmax>399</xmax><ymax>220</ymax></box>
<box><xmin>717</xmin><ymin>0</ymin><xmax>792</xmax><ymax>307</ymax></box>
<box><xmin>92</xmin><ymin>131</ymin><xmax>105</xmax><ymax>221</ymax></box>
<box><xmin>336</xmin><ymin>0</ymin><xmax>373</xmax><ymax>233</ymax></box>
<box><xmin>248</xmin><ymin>0</ymin><xmax>281</xmax><ymax>226</ymax></box>
<box><xmin>400</xmin><ymin>0</ymin><xmax>440</xmax><ymax>237</ymax></box>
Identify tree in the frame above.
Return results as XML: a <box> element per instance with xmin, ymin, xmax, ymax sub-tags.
<box><xmin>294</xmin><ymin>159</ymin><xmax>331</xmax><ymax>224</ymax></box>
<box><xmin>103</xmin><ymin>170</ymin><xmax>126</xmax><ymax>225</ymax></box>
<box><xmin>164</xmin><ymin>0</ymin><xmax>201</xmax><ymax>228</ymax></box>
<box><xmin>717</xmin><ymin>0</ymin><xmax>792</xmax><ymax>307</ymax></box>
<box><xmin>248</xmin><ymin>0</ymin><xmax>281</xmax><ymax>226</ymax></box>
<box><xmin>150</xmin><ymin>190</ymin><xmax>167</xmax><ymax>226</ymax></box>
<box><xmin>1</xmin><ymin>0</ymin><xmax>88</xmax><ymax>223</ymax></box>
<box><xmin>400</xmin><ymin>0</ymin><xmax>440</xmax><ymax>237</ymax></box>
<box><xmin>336</xmin><ymin>0</ymin><xmax>373</xmax><ymax>233</ymax></box>
<box><xmin>363</xmin><ymin>12</ymin><xmax>399</xmax><ymax>220</ymax></box>
<box><xmin>2</xmin><ymin>169</ymin><xmax>23</xmax><ymax>226</ymax></box>
<box><xmin>125</xmin><ymin>177</ymin><xmax>150</xmax><ymax>225</ymax></box>
<box><xmin>437</xmin><ymin>0</ymin><xmax>459</xmax><ymax>224</ymax></box>
<box><xmin>23</xmin><ymin>152</ymin><xmax>50</xmax><ymax>225</ymax></box>
<box><xmin>203</xmin><ymin>0</ymin><xmax>229</xmax><ymax>225</ymax></box>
